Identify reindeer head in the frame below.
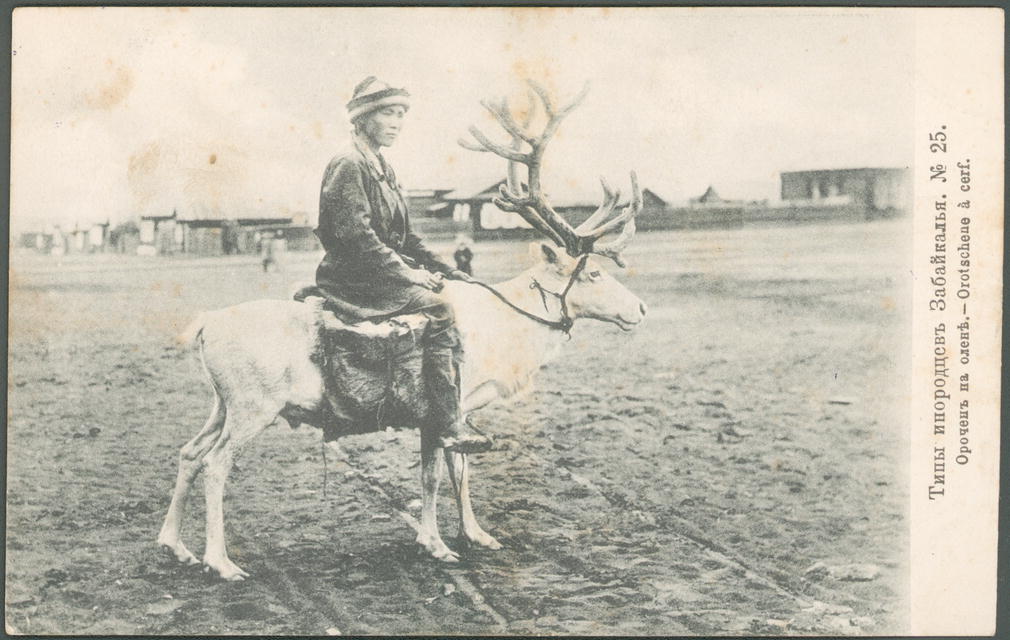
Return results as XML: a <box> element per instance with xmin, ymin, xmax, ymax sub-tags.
<box><xmin>529</xmin><ymin>242</ymin><xmax>647</xmax><ymax>331</ymax></box>
<box><xmin>461</xmin><ymin>80</ymin><xmax>647</xmax><ymax>331</ymax></box>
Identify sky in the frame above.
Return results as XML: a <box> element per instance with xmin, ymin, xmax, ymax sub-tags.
<box><xmin>10</xmin><ymin>7</ymin><xmax>916</xmax><ymax>230</ymax></box>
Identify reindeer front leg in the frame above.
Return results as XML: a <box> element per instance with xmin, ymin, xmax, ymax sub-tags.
<box><xmin>416</xmin><ymin>427</ymin><xmax>459</xmax><ymax>562</ymax></box>
<box><xmin>444</xmin><ymin>450</ymin><xmax>503</xmax><ymax>550</ymax></box>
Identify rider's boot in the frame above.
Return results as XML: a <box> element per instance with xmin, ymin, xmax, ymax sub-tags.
<box><xmin>425</xmin><ymin>349</ymin><xmax>493</xmax><ymax>454</ymax></box>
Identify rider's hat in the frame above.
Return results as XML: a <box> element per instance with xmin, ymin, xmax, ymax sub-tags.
<box><xmin>347</xmin><ymin>76</ymin><xmax>411</xmax><ymax>123</ymax></box>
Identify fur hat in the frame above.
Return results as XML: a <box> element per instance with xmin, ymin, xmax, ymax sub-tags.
<box><xmin>347</xmin><ymin>76</ymin><xmax>411</xmax><ymax>123</ymax></box>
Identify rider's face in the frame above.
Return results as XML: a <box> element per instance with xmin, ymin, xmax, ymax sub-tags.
<box><xmin>361</xmin><ymin>105</ymin><xmax>406</xmax><ymax>148</ymax></box>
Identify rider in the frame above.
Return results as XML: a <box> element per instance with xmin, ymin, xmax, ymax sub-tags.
<box><xmin>313</xmin><ymin>76</ymin><xmax>493</xmax><ymax>454</ymax></box>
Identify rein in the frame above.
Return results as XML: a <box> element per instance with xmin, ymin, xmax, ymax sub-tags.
<box><xmin>463</xmin><ymin>255</ymin><xmax>588</xmax><ymax>337</ymax></box>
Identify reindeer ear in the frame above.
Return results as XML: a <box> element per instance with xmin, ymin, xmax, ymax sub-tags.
<box><xmin>539</xmin><ymin>242</ymin><xmax>561</xmax><ymax>264</ymax></box>
<box><xmin>528</xmin><ymin>241</ymin><xmax>555</xmax><ymax>263</ymax></box>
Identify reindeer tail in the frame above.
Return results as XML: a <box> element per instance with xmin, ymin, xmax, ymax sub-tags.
<box><xmin>175</xmin><ymin>312</ymin><xmax>208</xmax><ymax>349</ymax></box>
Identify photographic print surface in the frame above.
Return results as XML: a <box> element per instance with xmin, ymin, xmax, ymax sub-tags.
<box><xmin>7</xmin><ymin>7</ymin><xmax>1001</xmax><ymax>636</ymax></box>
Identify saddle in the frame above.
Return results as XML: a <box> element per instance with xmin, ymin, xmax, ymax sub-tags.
<box><xmin>293</xmin><ymin>285</ymin><xmax>432</xmax><ymax>440</ymax></box>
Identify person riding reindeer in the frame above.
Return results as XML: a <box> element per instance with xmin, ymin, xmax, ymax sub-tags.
<box><xmin>311</xmin><ymin>76</ymin><xmax>493</xmax><ymax>454</ymax></box>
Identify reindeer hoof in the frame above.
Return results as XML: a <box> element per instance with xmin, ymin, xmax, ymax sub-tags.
<box><xmin>460</xmin><ymin>531</ymin><xmax>503</xmax><ymax>550</ymax></box>
<box><xmin>423</xmin><ymin>544</ymin><xmax>460</xmax><ymax>563</ymax></box>
<box><xmin>204</xmin><ymin>560</ymin><xmax>250</xmax><ymax>581</ymax></box>
<box><xmin>480</xmin><ymin>536</ymin><xmax>503</xmax><ymax>551</ymax></box>
<box><xmin>434</xmin><ymin>549</ymin><xmax>460</xmax><ymax>563</ymax></box>
<box><xmin>417</xmin><ymin>536</ymin><xmax>460</xmax><ymax>562</ymax></box>
<box><xmin>158</xmin><ymin>540</ymin><xmax>201</xmax><ymax>566</ymax></box>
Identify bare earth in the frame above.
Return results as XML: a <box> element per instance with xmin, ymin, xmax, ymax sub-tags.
<box><xmin>7</xmin><ymin>220</ymin><xmax>910</xmax><ymax>635</ymax></box>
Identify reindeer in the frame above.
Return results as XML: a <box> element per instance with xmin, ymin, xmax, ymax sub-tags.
<box><xmin>157</xmin><ymin>82</ymin><xmax>647</xmax><ymax>581</ymax></box>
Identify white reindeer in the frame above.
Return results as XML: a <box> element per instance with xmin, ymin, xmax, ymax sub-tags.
<box><xmin>157</xmin><ymin>82</ymin><xmax>648</xmax><ymax>580</ymax></box>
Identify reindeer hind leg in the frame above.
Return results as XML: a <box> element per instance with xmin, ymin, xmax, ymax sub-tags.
<box><xmin>201</xmin><ymin>402</ymin><xmax>279</xmax><ymax>581</ymax></box>
<box><xmin>158</xmin><ymin>390</ymin><xmax>226</xmax><ymax>565</ymax></box>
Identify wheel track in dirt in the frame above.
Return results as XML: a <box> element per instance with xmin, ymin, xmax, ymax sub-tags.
<box><xmin>242</xmin><ymin>537</ymin><xmax>387</xmax><ymax>633</ymax></box>
<box><xmin>220</xmin><ymin>446</ymin><xmax>509</xmax><ymax>634</ymax></box>
<box><xmin>529</xmin><ymin>446</ymin><xmax>816</xmax><ymax>609</ymax></box>
<box><xmin>245</xmin><ymin>557</ymin><xmax>383</xmax><ymax>635</ymax></box>
<box><xmin>332</xmin><ymin>452</ymin><xmax>511</xmax><ymax>630</ymax></box>
<box><xmin>211</xmin><ymin>417</ymin><xmax>832</xmax><ymax>633</ymax></box>
<box><xmin>526</xmin><ymin>389</ymin><xmax>855</xmax><ymax>616</ymax></box>
<box><xmin>165</xmin><ymin>422</ymin><xmax>834</xmax><ymax>633</ymax></box>
<box><xmin>327</xmin><ymin>441</ymin><xmax>817</xmax><ymax>633</ymax></box>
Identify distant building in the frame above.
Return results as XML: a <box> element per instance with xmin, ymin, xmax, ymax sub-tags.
<box><xmin>690</xmin><ymin>185</ymin><xmax>737</xmax><ymax>206</ymax></box>
<box><xmin>406</xmin><ymin>188</ymin><xmax>454</xmax><ymax>219</ymax></box>
<box><xmin>134</xmin><ymin>207</ymin><xmax>319</xmax><ymax>256</ymax></box>
<box><xmin>16</xmin><ymin>230</ymin><xmax>53</xmax><ymax>253</ymax></box>
<box><xmin>138</xmin><ymin>211</ymin><xmax>179</xmax><ymax>256</ymax></box>
<box><xmin>780</xmin><ymin>168</ymin><xmax>910</xmax><ymax>212</ymax></box>
<box><xmin>441</xmin><ymin>178</ymin><xmax>517</xmax><ymax>236</ymax></box>
<box><xmin>87</xmin><ymin>222</ymin><xmax>110</xmax><ymax>251</ymax></box>
<box><xmin>16</xmin><ymin>221</ymin><xmax>111</xmax><ymax>254</ymax></box>
<box><xmin>667</xmin><ymin>186</ymin><xmax>747</xmax><ymax>228</ymax></box>
<box><xmin>176</xmin><ymin>208</ymin><xmax>301</xmax><ymax>256</ymax></box>
<box><xmin>403</xmin><ymin>188</ymin><xmax>461</xmax><ymax>239</ymax></box>
<box><xmin>400</xmin><ymin>169</ymin><xmax>910</xmax><ymax>242</ymax></box>
<box><xmin>110</xmin><ymin>220</ymin><xmax>141</xmax><ymax>254</ymax></box>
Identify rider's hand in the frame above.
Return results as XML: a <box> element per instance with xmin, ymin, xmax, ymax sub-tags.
<box><xmin>450</xmin><ymin>270</ymin><xmax>475</xmax><ymax>284</ymax></box>
<box><xmin>408</xmin><ymin>269</ymin><xmax>444</xmax><ymax>292</ymax></box>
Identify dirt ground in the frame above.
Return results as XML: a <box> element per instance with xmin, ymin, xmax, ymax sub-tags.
<box><xmin>7</xmin><ymin>220</ymin><xmax>910</xmax><ymax>635</ymax></box>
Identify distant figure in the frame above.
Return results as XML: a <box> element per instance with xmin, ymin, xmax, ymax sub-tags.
<box><xmin>453</xmin><ymin>235</ymin><xmax>474</xmax><ymax>276</ymax></box>
<box><xmin>222</xmin><ymin>220</ymin><xmax>240</xmax><ymax>255</ymax></box>
<box><xmin>261</xmin><ymin>231</ymin><xmax>279</xmax><ymax>272</ymax></box>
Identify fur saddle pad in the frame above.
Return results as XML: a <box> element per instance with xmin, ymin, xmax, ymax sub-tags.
<box><xmin>295</xmin><ymin>286</ymin><xmax>432</xmax><ymax>439</ymax></box>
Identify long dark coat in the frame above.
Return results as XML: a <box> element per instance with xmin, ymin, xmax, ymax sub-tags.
<box><xmin>314</xmin><ymin>142</ymin><xmax>455</xmax><ymax>320</ymax></box>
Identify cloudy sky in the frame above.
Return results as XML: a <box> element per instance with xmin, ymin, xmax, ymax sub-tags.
<box><xmin>11</xmin><ymin>7</ymin><xmax>915</xmax><ymax>230</ymax></box>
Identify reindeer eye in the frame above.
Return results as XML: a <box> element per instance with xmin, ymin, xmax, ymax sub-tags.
<box><xmin>588</xmin><ymin>270</ymin><xmax>602</xmax><ymax>280</ymax></box>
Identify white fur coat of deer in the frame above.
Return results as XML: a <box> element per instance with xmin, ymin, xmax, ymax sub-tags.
<box><xmin>158</xmin><ymin>81</ymin><xmax>647</xmax><ymax>580</ymax></box>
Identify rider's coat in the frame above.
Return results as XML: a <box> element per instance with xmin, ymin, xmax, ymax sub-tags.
<box><xmin>314</xmin><ymin>136</ymin><xmax>455</xmax><ymax>320</ymax></box>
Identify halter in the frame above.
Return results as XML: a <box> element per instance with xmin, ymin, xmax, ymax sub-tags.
<box><xmin>468</xmin><ymin>255</ymin><xmax>588</xmax><ymax>337</ymax></box>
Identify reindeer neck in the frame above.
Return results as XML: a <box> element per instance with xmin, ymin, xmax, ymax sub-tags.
<box><xmin>492</xmin><ymin>269</ymin><xmax>570</xmax><ymax>332</ymax></box>
<box><xmin>452</xmin><ymin>268</ymin><xmax>572</xmax><ymax>403</ymax></box>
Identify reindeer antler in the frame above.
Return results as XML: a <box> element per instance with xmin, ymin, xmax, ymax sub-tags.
<box><xmin>458</xmin><ymin>80</ymin><xmax>640</xmax><ymax>266</ymax></box>
<box><xmin>583</xmin><ymin>171</ymin><xmax>641</xmax><ymax>268</ymax></box>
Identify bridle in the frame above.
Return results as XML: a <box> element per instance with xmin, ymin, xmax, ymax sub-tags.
<box><xmin>466</xmin><ymin>255</ymin><xmax>588</xmax><ymax>337</ymax></box>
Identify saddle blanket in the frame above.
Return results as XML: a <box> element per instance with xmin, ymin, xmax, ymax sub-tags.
<box><xmin>298</xmin><ymin>293</ymin><xmax>433</xmax><ymax>440</ymax></box>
